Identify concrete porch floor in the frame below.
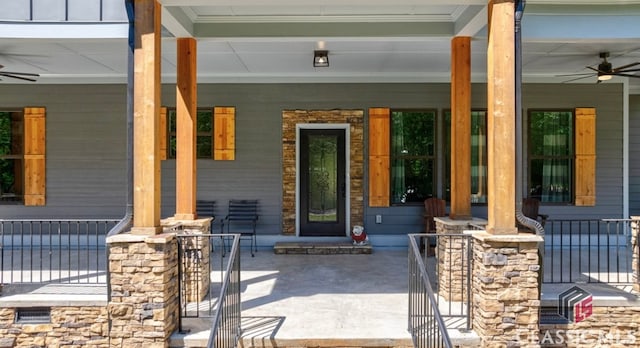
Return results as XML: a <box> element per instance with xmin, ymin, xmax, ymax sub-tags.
<box><xmin>173</xmin><ymin>248</ymin><xmax>414</xmax><ymax>348</ymax></box>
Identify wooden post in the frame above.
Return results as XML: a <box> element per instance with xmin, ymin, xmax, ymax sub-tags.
<box><xmin>486</xmin><ymin>0</ymin><xmax>517</xmax><ymax>234</ymax></box>
<box><xmin>450</xmin><ymin>36</ymin><xmax>472</xmax><ymax>220</ymax></box>
<box><xmin>175</xmin><ymin>38</ymin><xmax>198</xmax><ymax>220</ymax></box>
<box><xmin>132</xmin><ymin>0</ymin><xmax>162</xmax><ymax>235</ymax></box>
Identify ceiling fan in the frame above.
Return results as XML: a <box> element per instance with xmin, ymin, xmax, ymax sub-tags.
<box><xmin>559</xmin><ymin>52</ymin><xmax>640</xmax><ymax>83</ymax></box>
<box><xmin>0</xmin><ymin>64</ymin><xmax>39</xmax><ymax>82</ymax></box>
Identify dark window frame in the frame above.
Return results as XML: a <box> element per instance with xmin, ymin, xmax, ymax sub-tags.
<box><xmin>527</xmin><ymin>109</ymin><xmax>575</xmax><ymax>205</ymax></box>
<box><xmin>0</xmin><ymin>109</ymin><xmax>24</xmax><ymax>204</ymax></box>
<box><xmin>442</xmin><ymin>109</ymin><xmax>488</xmax><ymax>204</ymax></box>
<box><xmin>166</xmin><ymin>108</ymin><xmax>214</xmax><ymax>159</ymax></box>
<box><xmin>389</xmin><ymin>108</ymin><xmax>437</xmax><ymax>205</ymax></box>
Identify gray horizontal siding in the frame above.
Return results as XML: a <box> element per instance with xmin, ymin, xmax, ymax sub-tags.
<box><xmin>0</xmin><ymin>82</ymin><xmax>628</xmax><ymax>236</ymax></box>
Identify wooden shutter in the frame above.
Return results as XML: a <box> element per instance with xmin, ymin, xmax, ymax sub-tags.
<box><xmin>23</xmin><ymin>107</ymin><xmax>46</xmax><ymax>206</ymax></box>
<box><xmin>159</xmin><ymin>107</ymin><xmax>167</xmax><ymax>160</ymax></box>
<box><xmin>574</xmin><ymin>107</ymin><xmax>596</xmax><ymax>206</ymax></box>
<box><xmin>214</xmin><ymin>106</ymin><xmax>235</xmax><ymax>160</ymax></box>
<box><xmin>369</xmin><ymin>108</ymin><xmax>390</xmax><ymax>207</ymax></box>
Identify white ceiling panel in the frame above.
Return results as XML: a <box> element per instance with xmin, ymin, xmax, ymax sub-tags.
<box><xmin>1</xmin><ymin>1</ymin><xmax>640</xmax><ymax>90</ymax></box>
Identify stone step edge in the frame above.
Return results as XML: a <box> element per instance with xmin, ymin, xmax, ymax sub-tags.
<box><xmin>272</xmin><ymin>242</ymin><xmax>373</xmax><ymax>254</ymax></box>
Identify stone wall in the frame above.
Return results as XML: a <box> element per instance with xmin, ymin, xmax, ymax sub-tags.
<box><xmin>471</xmin><ymin>232</ymin><xmax>543</xmax><ymax>348</ymax></box>
<box><xmin>538</xmin><ymin>306</ymin><xmax>640</xmax><ymax>347</ymax></box>
<box><xmin>282</xmin><ymin>110</ymin><xmax>364</xmax><ymax>235</ymax></box>
<box><xmin>162</xmin><ymin>218</ymin><xmax>212</xmax><ymax>302</ymax></box>
<box><xmin>0</xmin><ymin>306</ymin><xmax>109</xmax><ymax>347</ymax></box>
<box><xmin>434</xmin><ymin>217</ymin><xmax>474</xmax><ymax>302</ymax></box>
<box><xmin>107</xmin><ymin>233</ymin><xmax>179</xmax><ymax>348</ymax></box>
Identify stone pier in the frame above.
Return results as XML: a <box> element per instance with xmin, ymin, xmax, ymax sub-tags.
<box><xmin>471</xmin><ymin>232</ymin><xmax>543</xmax><ymax>348</ymax></box>
<box><xmin>107</xmin><ymin>233</ymin><xmax>179</xmax><ymax>348</ymax></box>
<box><xmin>435</xmin><ymin>217</ymin><xmax>486</xmax><ymax>302</ymax></box>
<box><xmin>162</xmin><ymin>217</ymin><xmax>212</xmax><ymax>302</ymax></box>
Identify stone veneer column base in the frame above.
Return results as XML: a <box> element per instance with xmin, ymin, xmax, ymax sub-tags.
<box><xmin>107</xmin><ymin>233</ymin><xmax>179</xmax><ymax>348</ymax></box>
<box><xmin>435</xmin><ymin>217</ymin><xmax>486</xmax><ymax>302</ymax></box>
<box><xmin>471</xmin><ymin>232</ymin><xmax>543</xmax><ymax>348</ymax></box>
<box><xmin>162</xmin><ymin>217</ymin><xmax>212</xmax><ymax>302</ymax></box>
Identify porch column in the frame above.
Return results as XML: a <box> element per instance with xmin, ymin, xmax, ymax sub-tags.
<box><xmin>633</xmin><ymin>216</ymin><xmax>640</xmax><ymax>292</ymax></box>
<box><xmin>450</xmin><ymin>36</ymin><xmax>472</xmax><ymax>220</ymax></box>
<box><xmin>132</xmin><ymin>0</ymin><xmax>162</xmax><ymax>235</ymax></box>
<box><xmin>174</xmin><ymin>38</ymin><xmax>198</xmax><ymax>220</ymax></box>
<box><xmin>486</xmin><ymin>0</ymin><xmax>517</xmax><ymax>235</ymax></box>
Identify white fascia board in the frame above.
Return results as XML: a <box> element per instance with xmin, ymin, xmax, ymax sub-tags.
<box><xmin>0</xmin><ymin>23</ymin><xmax>128</xmax><ymax>39</ymax></box>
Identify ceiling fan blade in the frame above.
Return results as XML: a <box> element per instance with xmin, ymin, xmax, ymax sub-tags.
<box><xmin>556</xmin><ymin>73</ymin><xmax>595</xmax><ymax>77</ymax></box>
<box><xmin>0</xmin><ymin>70</ymin><xmax>39</xmax><ymax>77</ymax></box>
<box><xmin>0</xmin><ymin>73</ymin><xmax>38</xmax><ymax>82</ymax></box>
<box><xmin>612</xmin><ymin>73</ymin><xmax>640</xmax><ymax>78</ymax></box>
<box><xmin>616</xmin><ymin>68</ymin><xmax>640</xmax><ymax>73</ymax></box>
<box><xmin>613</xmin><ymin>62</ymin><xmax>640</xmax><ymax>71</ymax></box>
<box><xmin>562</xmin><ymin>75</ymin><xmax>595</xmax><ymax>83</ymax></box>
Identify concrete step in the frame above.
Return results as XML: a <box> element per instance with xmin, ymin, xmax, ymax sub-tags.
<box><xmin>273</xmin><ymin>241</ymin><xmax>372</xmax><ymax>255</ymax></box>
<box><xmin>169</xmin><ymin>319</ymin><xmax>478</xmax><ymax>348</ymax></box>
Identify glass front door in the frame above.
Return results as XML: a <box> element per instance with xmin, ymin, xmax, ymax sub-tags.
<box><xmin>299</xmin><ymin>129</ymin><xmax>346</xmax><ymax>236</ymax></box>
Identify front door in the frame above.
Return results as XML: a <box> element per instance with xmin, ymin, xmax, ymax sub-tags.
<box><xmin>299</xmin><ymin>129</ymin><xmax>346</xmax><ymax>236</ymax></box>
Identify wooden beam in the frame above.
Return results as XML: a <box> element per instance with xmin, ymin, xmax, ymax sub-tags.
<box><xmin>132</xmin><ymin>0</ymin><xmax>162</xmax><ymax>235</ymax></box>
<box><xmin>486</xmin><ymin>0</ymin><xmax>517</xmax><ymax>234</ymax></box>
<box><xmin>450</xmin><ymin>36</ymin><xmax>472</xmax><ymax>220</ymax></box>
<box><xmin>174</xmin><ymin>38</ymin><xmax>198</xmax><ymax>220</ymax></box>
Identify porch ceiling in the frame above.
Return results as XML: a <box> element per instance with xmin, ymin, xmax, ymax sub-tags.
<box><xmin>0</xmin><ymin>0</ymin><xmax>639</xmax><ymax>92</ymax></box>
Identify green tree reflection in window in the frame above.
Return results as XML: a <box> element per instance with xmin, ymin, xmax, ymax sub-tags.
<box><xmin>168</xmin><ymin>109</ymin><xmax>213</xmax><ymax>159</ymax></box>
<box><xmin>391</xmin><ymin>110</ymin><xmax>436</xmax><ymax>204</ymax></box>
<box><xmin>528</xmin><ymin>110</ymin><xmax>573</xmax><ymax>203</ymax></box>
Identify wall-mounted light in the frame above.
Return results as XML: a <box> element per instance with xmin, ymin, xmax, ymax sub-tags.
<box><xmin>313</xmin><ymin>50</ymin><xmax>329</xmax><ymax>67</ymax></box>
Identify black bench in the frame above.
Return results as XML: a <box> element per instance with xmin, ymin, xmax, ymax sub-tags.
<box><xmin>223</xmin><ymin>199</ymin><xmax>259</xmax><ymax>257</ymax></box>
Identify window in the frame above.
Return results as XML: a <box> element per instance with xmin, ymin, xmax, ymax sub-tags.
<box><xmin>528</xmin><ymin>110</ymin><xmax>574</xmax><ymax>203</ymax></box>
<box><xmin>167</xmin><ymin>108</ymin><xmax>213</xmax><ymax>159</ymax></box>
<box><xmin>0</xmin><ymin>107</ymin><xmax>46</xmax><ymax>206</ymax></box>
<box><xmin>390</xmin><ymin>110</ymin><xmax>436</xmax><ymax>204</ymax></box>
<box><xmin>443</xmin><ymin>110</ymin><xmax>488</xmax><ymax>203</ymax></box>
<box><xmin>0</xmin><ymin>111</ymin><xmax>23</xmax><ymax>203</ymax></box>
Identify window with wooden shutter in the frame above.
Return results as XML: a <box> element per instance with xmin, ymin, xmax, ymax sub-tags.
<box><xmin>368</xmin><ymin>108</ymin><xmax>390</xmax><ymax>207</ymax></box>
<box><xmin>574</xmin><ymin>107</ymin><xmax>596</xmax><ymax>206</ymax></box>
<box><xmin>23</xmin><ymin>107</ymin><xmax>46</xmax><ymax>206</ymax></box>
<box><xmin>214</xmin><ymin>106</ymin><xmax>235</xmax><ymax>160</ymax></box>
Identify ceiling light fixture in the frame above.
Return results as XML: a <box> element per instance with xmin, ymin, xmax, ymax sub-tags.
<box><xmin>313</xmin><ymin>50</ymin><xmax>329</xmax><ymax>67</ymax></box>
<box><xmin>597</xmin><ymin>58</ymin><xmax>612</xmax><ymax>81</ymax></box>
<box><xmin>598</xmin><ymin>73</ymin><xmax>613</xmax><ymax>81</ymax></box>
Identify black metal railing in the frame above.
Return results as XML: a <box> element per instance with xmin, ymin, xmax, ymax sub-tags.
<box><xmin>208</xmin><ymin>234</ymin><xmax>241</xmax><ymax>348</ymax></box>
<box><xmin>15</xmin><ymin>0</ymin><xmax>126</xmax><ymax>22</ymax></box>
<box><xmin>1</xmin><ymin>219</ymin><xmax>118</xmax><ymax>284</ymax></box>
<box><xmin>409</xmin><ymin>234</ymin><xmax>453</xmax><ymax>348</ymax></box>
<box><xmin>424</xmin><ymin>232</ymin><xmax>473</xmax><ymax>332</ymax></box>
<box><xmin>543</xmin><ymin>218</ymin><xmax>636</xmax><ymax>284</ymax></box>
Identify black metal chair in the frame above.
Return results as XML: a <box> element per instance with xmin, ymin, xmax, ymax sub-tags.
<box><xmin>196</xmin><ymin>200</ymin><xmax>215</xmax><ymax>219</ymax></box>
<box><xmin>224</xmin><ymin>199</ymin><xmax>259</xmax><ymax>257</ymax></box>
